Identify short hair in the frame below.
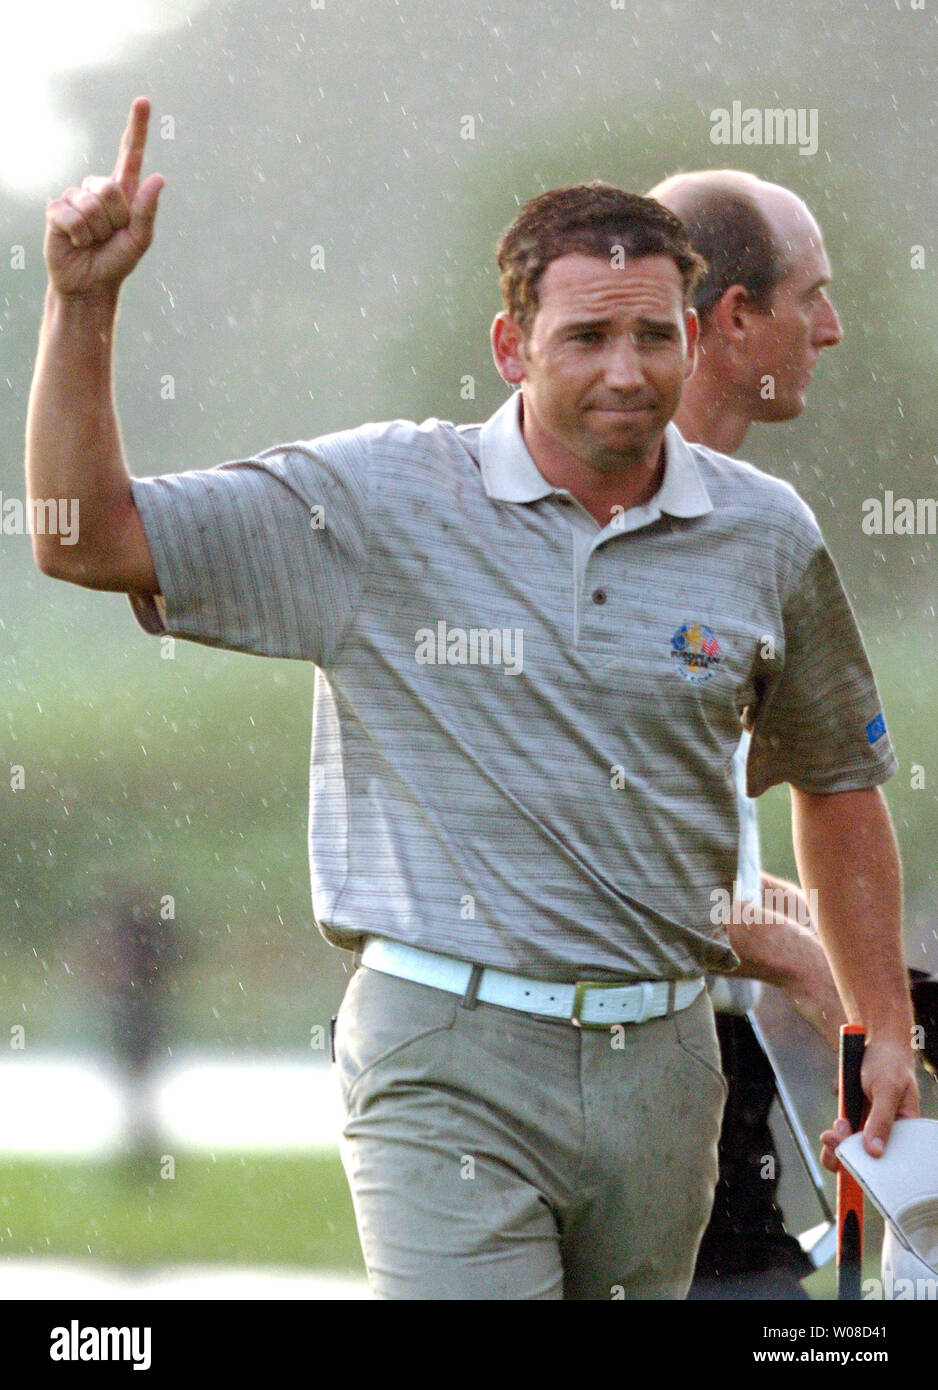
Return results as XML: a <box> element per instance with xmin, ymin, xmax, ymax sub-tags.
<box><xmin>495</xmin><ymin>181</ymin><xmax>706</xmax><ymax>337</ymax></box>
<box><xmin>660</xmin><ymin>186</ymin><xmax>789</xmax><ymax>324</ymax></box>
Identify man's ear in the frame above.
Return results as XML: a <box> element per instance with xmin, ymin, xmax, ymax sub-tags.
<box><xmin>683</xmin><ymin>305</ymin><xmax>699</xmax><ymax>380</ymax></box>
<box><xmin>710</xmin><ymin>284</ymin><xmax>757</xmax><ymax>346</ymax></box>
<box><xmin>491</xmin><ymin>312</ymin><xmax>527</xmax><ymax>385</ymax></box>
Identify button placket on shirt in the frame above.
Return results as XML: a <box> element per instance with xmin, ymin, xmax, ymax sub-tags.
<box><xmin>575</xmin><ymin>552</ymin><xmax>617</xmax><ymax>653</ymax></box>
<box><xmin>579</xmin><ymin>525</ymin><xmax>630</xmax><ymax>650</ymax></box>
<box><xmin>552</xmin><ymin>496</ymin><xmax>616</xmax><ymax>649</ymax></box>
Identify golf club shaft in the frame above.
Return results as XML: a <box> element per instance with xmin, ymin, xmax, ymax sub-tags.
<box><xmin>746</xmin><ymin>1009</ymin><xmax>835</xmax><ymax>1224</ymax></box>
<box><xmin>837</xmin><ymin>1025</ymin><xmax>866</xmax><ymax>1299</ymax></box>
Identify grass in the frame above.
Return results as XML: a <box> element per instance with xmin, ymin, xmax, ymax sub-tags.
<box><xmin>0</xmin><ymin>1151</ymin><xmax>365</xmax><ymax>1273</ymax></box>
<box><xmin>0</xmin><ymin>1151</ymin><xmax>889</xmax><ymax>1298</ymax></box>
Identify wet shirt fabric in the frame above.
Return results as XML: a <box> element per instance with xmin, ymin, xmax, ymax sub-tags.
<box><xmin>128</xmin><ymin>393</ymin><xmax>896</xmax><ymax>982</ymax></box>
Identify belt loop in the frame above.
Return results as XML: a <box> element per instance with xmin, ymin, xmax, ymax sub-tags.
<box><xmin>634</xmin><ymin>981</ymin><xmax>655</xmax><ymax>1025</ymax></box>
<box><xmin>460</xmin><ymin>963</ymin><xmax>484</xmax><ymax>1010</ymax></box>
<box><xmin>667</xmin><ymin>981</ymin><xmax>676</xmax><ymax>1015</ymax></box>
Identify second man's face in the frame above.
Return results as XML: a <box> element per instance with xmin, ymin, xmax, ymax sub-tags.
<box><xmin>747</xmin><ymin>215</ymin><xmax>843</xmax><ymax>422</ymax></box>
<box><xmin>509</xmin><ymin>252</ymin><xmax>696</xmax><ymax>473</ymax></box>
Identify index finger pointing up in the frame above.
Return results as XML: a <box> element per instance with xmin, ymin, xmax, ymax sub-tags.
<box><xmin>112</xmin><ymin>96</ymin><xmax>151</xmax><ymax>193</ymax></box>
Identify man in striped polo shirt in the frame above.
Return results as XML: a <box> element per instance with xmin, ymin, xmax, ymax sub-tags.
<box><xmin>27</xmin><ymin>98</ymin><xmax>918</xmax><ymax>1299</ymax></box>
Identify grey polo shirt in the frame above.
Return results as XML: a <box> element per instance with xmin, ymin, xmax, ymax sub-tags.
<box><xmin>128</xmin><ymin>392</ymin><xmax>897</xmax><ymax>982</ymax></box>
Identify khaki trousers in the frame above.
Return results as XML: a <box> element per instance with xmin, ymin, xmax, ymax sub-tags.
<box><xmin>334</xmin><ymin>964</ymin><xmax>725</xmax><ymax>1300</ymax></box>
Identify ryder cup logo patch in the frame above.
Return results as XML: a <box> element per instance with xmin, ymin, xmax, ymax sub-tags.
<box><xmin>670</xmin><ymin>622</ymin><xmax>722</xmax><ymax>684</ymax></box>
<box><xmin>866</xmin><ymin>712</ymin><xmax>887</xmax><ymax>745</ymax></box>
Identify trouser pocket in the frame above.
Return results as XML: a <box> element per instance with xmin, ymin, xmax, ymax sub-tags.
<box><xmin>673</xmin><ymin>992</ymin><xmax>729</xmax><ymax>1098</ymax></box>
<box><xmin>334</xmin><ymin>965</ymin><xmax>461</xmax><ymax>1110</ymax></box>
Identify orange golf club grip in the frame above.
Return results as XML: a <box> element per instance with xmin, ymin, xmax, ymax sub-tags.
<box><xmin>837</xmin><ymin>1024</ymin><xmax>867</xmax><ymax>1300</ymax></box>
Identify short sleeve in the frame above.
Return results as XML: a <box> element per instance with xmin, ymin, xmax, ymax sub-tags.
<box><xmin>746</xmin><ymin>544</ymin><xmax>898</xmax><ymax>797</ymax></box>
<box><xmin>127</xmin><ymin>441</ymin><xmax>370</xmax><ymax>666</ymax></box>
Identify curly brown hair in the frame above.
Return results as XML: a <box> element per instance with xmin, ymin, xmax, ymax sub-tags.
<box><xmin>496</xmin><ymin>182</ymin><xmax>706</xmax><ymax>337</ymax></box>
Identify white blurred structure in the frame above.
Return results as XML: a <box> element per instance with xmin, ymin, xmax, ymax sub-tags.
<box><xmin>0</xmin><ymin>1054</ymin><xmax>345</xmax><ymax>1156</ymax></box>
<box><xmin>0</xmin><ymin>1055</ymin><xmax>369</xmax><ymax>1298</ymax></box>
<box><xmin>0</xmin><ymin>1258</ymin><xmax>370</xmax><ymax>1300</ymax></box>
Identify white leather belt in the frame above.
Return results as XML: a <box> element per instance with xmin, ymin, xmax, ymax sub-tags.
<box><xmin>359</xmin><ymin>937</ymin><xmax>705</xmax><ymax>1029</ymax></box>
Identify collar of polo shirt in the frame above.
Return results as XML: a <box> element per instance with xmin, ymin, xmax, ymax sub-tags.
<box><xmin>478</xmin><ymin>392</ymin><xmax>714</xmax><ymax>531</ymax></box>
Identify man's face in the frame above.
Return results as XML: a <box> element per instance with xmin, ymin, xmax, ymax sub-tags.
<box><xmin>503</xmin><ymin>252</ymin><xmax>696</xmax><ymax>472</ymax></box>
<box><xmin>745</xmin><ymin>213</ymin><xmax>843</xmax><ymax>421</ymax></box>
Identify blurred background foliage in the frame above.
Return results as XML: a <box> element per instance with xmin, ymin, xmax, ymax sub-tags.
<box><xmin>2</xmin><ymin>0</ymin><xmax>937</xmax><ymax>1061</ymax></box>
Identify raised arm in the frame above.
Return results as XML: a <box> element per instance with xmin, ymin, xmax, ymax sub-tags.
<box><xmin>26</xmin><ymin>97</ymin><xmax>163</xmax><ymax>592</ymax></box>
<box><xmin>791</xmin><ymin>785</ymin><xmax>919</xmax><ymax>1167</ymax></box>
